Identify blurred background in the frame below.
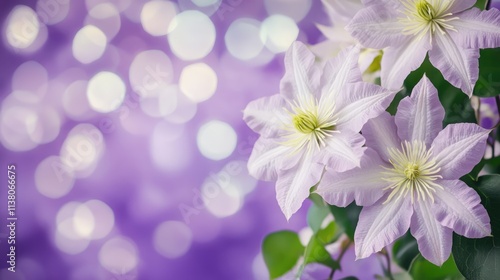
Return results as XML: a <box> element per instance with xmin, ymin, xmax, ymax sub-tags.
<box><xmin>0</xmin><ymin>0</ymin><xmax>499</xmax><ymax>279</ymax></box>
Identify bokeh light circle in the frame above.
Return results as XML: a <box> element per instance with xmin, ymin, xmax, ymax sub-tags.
<box><xmin>99</xmin><ymin>237</ymin><xmax>138</xmax><ymax>274</ymax></box>
<box><xmin>197</xmin><ymin>120</ymin><xmax>237</xmax><ymax>160</ymax></box>
<box><xmin>72</xmin><ymin>25</ymin><xmax>107</xmax><ymax>64</ymax></box>
<box><xmin>153</xmin><ymin>221</ymin><xmax>193</xmax><ymax>259</ymax></box>
<box><xmin>140</xmin><ymin>1</ymin><xmax>178</xmax><ymax>36</ymax></box>
<box><xmin>87</xmin><ymin>71</ymin><xmax>126</xmax><ymax>113</ymax></box>
<box><xmin>35</xmin><ymin>156</ymin><xmax>75</xmax><ymax>198</ymax></box>
<box><xmin>260</xmin><ymin>15</ymin><xmax>299</xmax><ymax>53</ymax></box>
<box><xmin>4</xmin><ymin>5</ymin><xmax>41</xmax><ymax>50</ymax></box>
<box><xmin>225</xmin><ymin>18</ymin><xmax>264</xmax><ymax>61</ymax></box>
<box><xmin>167</xmin><ymin>10</ymin><xmax>216</xmax><ymax>60</ymax></box>
<box><xmin>179</xmin><ymin>63</ymin><xmax>218</xmax><ymax>103</ymax></box>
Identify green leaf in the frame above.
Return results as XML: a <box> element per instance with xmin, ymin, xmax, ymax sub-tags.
<box><xmin>329</xmin><ymin>202</ymin><xmax>361</xmax><ymax>240</ymax></box>
<box><xmin>392</xmin><ymin>232</ymin><xmax>419</xmax><ymax>270</ymax></box>
<box><xmin>452</xmin><ymin>175</ymin><xmax>500</xmax><ymax>280</ymax></box>
<box><xmin>474</xmin><ymin>0</ymin><xmax>491</xmax><ymax>10</ymax></box>
<box><xmin>262</xmin><ymin>231</ymin><xmax>305</xmax><ymax>279</ymax></box>
<box><xmin>409</xmin><ymin>255</ymin><xmax>464</xmax><ymax>280</ymax></box>
<box><xmin>474</xmin><ymin>49</ymin><xmax>500</xmax><ymax>97</ymax></box>
<box><xmin>339</xmin><ymin>277</ymin><xmax>359</xmax><ymax>280</ymax></box>
<box><xmin>317</xmin><ymin>221</ymin><xmax>340</xmax><ymax>245</ymax></box>
<box><xmin>307</xmin><ymin>202</ymin><xmax>330</xmax><ymax>233</ymax></box>
<box><xmin>303</xmin><ymin>235</ymin><xmax>339</xmax><ymax>269</ymax></box>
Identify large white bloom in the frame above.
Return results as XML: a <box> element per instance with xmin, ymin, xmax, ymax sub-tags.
<box><xmin>244</xmin><ymin>42</ymin><xmax>396</xmax><ymax>219</ymax></box>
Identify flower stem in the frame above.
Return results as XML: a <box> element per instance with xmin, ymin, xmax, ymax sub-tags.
<box><xmin>328</xmin><ymin>239</ymin><xmax>352</xmax><ymax>280</ymax></box>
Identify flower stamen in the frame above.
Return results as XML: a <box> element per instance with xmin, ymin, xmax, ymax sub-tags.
<box><xmin>382</xmin><ymin>140</ymin><xmax>443</xmax><ymax>204</ymax></box>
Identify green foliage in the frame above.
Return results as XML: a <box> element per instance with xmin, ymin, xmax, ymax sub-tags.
<box><xmin>453</xmin><ymin>175</ymin><xmax>500</xmax><ymax>280</ymax></box>
<box><xmin>392</xmin><ymin>232</ymin><xmax>419</xmax><ymax>271</ymax></box>
<box><xmin>329</xmin><ymin>203</ymin><xmax>361</xmax><ymax>240</ymax></box>
<box><xmin>302</xmin><ymin>235</ymin><xmax>339</xmax><ymax>269</ymax></box>
<box><xmin>409</xmin><ymin>255</ymin><xmax>464</xmax><ymax>280</ymax></box>
<box><xmin>262</xmin><ymin>231</ymin><xmax>305</xmax><ymax>279</ymax></box>
<box><xmin>475</xmin><ymin>49</ymin><xmax>500</xmax><ymax>97</ymax></box>
<box><xmin>307</xmin><ymin>200</ymin><xmax>330</xmax><ymax>233</ymax></box>
<box><xmin>475</xmin><ymin>0</ymin><xmax>491</xmax><ymax>10</ymax></box>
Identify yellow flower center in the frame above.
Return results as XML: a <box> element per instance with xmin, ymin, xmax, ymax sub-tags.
<box><xmin>293</xmin><ymin>111</ymin><xmax>320</xmax><ymax>134</ymax></box>
<box><xmin>382</xmin><ymin>141</ymin><xmax>443</xmax><ymax>204</ymax></box>
<box><xmin>399</xmin><ymin>0</ymin><xmax>459</xmax><ymax>39</ymax></box>
<box><xmin>404</xmin><ymin>163</ymin><xmax>420</xmax><ymax>180</ymax></box>
<box><xmin>416</xmin><ymin>0</ymin><xmax>436</xmax><ymax>22</ymax></box>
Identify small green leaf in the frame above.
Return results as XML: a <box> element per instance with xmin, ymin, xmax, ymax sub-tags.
<box><xmin>317</xmin><ymin>221</ymin><xmax>340</xmax><ymax>244</ymax></box>
<box><xmin>409</xmin><ymin>255</ymin><xmax>464</xmax><ymax>280</ymax></box>
<box><xmin>262</xmin><ymin>231</ymin><xmax>305</xmax><ymax>279</ymax></box>
<box><xmin>329</xmin><ymin>202</ymin><xmax>361</xmax><ymax>240</ymax></box>
<box><xmin>303</xmin><ymin>236</ymin><xmax>339</xmax><ymax>269</ymax></box>
<box><xmin>307</xmin><ymin>202</ymin><xmax>329</xmax><ymax>233</ymax></box>
<box><xmin>453</xmin><ymin>175</ymin><xmax>500</xmax><ymax>280</ymax></box>
<box><xmin>339</xmin><ymin>277</ymin><xmax>359</xmax><ymax>280</ymax></box>
<box><xmin>392</xmin><ymin>232</ymin><xmax>419</xmax><ymax>271</ymax></box>
<box><xmin>474</xmin><ymin>0</ymin><xmax>491</xmax><ymax>10</ymax></box>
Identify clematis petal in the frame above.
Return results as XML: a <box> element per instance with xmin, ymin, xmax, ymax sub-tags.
<box><xmin>428</xmin><ymin>31</ymin><xmax>479</xmax><ymax>96</ymax></box>
<box><xmin>432</xmin><ymin>180</ymin><xmax>491</xmax><ymax>238</ymax></box>
<box><xmin>243</xmin><ymin>94</ymin><xmax>287</xmax><ymax>138</ymax></box>
<box><xmin>445</xmin><ymin>0</ymin><xmax>479</xmax><ymax>14</ymax></box>
<box><xmin>395</xmin><ymin>75</ymin><xmax>445</xmax><ymax>146</ymax></box>
<box><xmin>361</xmin><ymin>0</ymin><xmax>401</xmax><ymax>9</ymax></box>
<box><xmin>247</xmin><ymin>137</ymin><xmax>292</xmax><ymax>181</ymax></box>
<box><xmin>450</xmin><ymin>8</ymin><xmax>500</xmax><ymax>49</ymax></box>
<box><xmin>431</xmin><ymin>123</ymin><xmax>489</xmax><ymax>180</ymax></box>
<box><xmin>322</xmin><ymin>0</ymin><xmax>363</xmax><ymax>21</ymax></box>
<box><xmin>355</xmin><ymin>195</ymin><xmax>413</xmax><ymax>259</ymax></box>
<box><xmin>317</xmin><ymin>129</ymin><xmax>366</xmax><ymax>173</ymax></box>
<box><xmin>346</xmin><ymin>4</ymin><xmax>406</xmax><ymax>49</ymax></box>
<box><xmin>411</xmin><ymin>200</ymin><xmax>453</xmax><ymax>266</ymax></box>
<box><xmin>380</xmin><ymin>35</ymin><xmax>430</xmax><ymax>91</ymax></box>
<box><xmin>362</xmin><ymin>112</ymin><xmax>400</xmax><ymax>162</ymax></box>
<box><xmin>276</xmin><ymin>154</ymin><xmax>324</xmax><ymax>220</ymax></box>
<box><xmin>280</xmin><ymin>41</ymin><xmax>320</xmax><ymax>104</ymax></box>
<box><xmin>335</xmin><ymin>82</ymin><xmax>395</xmax><ymax>133</ymax></box>
<box><xmin>316</xmin><ymin>148</ymin><xmax>387</xmax><ymax>207</ymax></box>
<box><xmin>320</xmin><ymin>45</ymin><xmax>362</xmax><ymax>106</ymax></box>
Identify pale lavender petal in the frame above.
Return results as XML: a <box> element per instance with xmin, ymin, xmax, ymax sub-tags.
<box><xmin>346</xmin><ymin>4</ymin><xmax>406</xmax><ymax>49</ymax></box>
<box><xmin>247</xmin><ymin>137</ymin><xmax>292</xmax><ymax>181</ymax></box>
<box><xmin>323</xmin><ymin>0</ymin><xmax>363</xmax><ymax>21</ymax></box>
<box><xmin>432</xmin><ymin>180</ymin><xmax>491</xmax><ymax>238</ymax></box>
<box><xmin>243</xmin><ymin>94</ymin><xmax>287</xmax><ymax>138</ymax></box>
<box><xmin>395</xmin><ymin>75</ymin><xmax>445</xmax><ymax>146</ymax></box>
<box><xmin>316</xmin><ymin>148</ymin><xmax>388</xmax><ymax>207</ymax></box>
<box><xmin>451</xmin><ymin>8</ymin><xmax>500</xmax><ymax>49</ymax></box>
<box><xmin>431</xmin><ymin>123</ymin><xmax>489</xmax><ymax>179</ymax></box>
<box><xmin>381</xmin><ymin>35</ymin><xmax>431</xmax><ymax>91</ymax></box>
<box><xmin>355</xmin><ymin>196</ymin><xmax>413</xmax><ymax>259</ymax></box>
<box><xmin>276</xmin><ymin>154</ymin><xmax>324</xmax><ymax>219</ymax></box>
<box><xmin>361</xmin><ymin>0</ymin><xmax>401</xmax><ymax>8</ymax></box>
<box><xmin>411</xmin><ymin>200</ymin><xmax>453</xmax><ymax>266</ymax></box>
<box><xmin>320</xmin><ymin>45</ymin><xmax>362</xmax><ymax>106</ymax></box>
<box><xmin>362</xmin><ymin>112</ymin><xmax>400</xmax><ymax>162</ymax></box>
<box><xmin>280</xmin><ymin>41</ymin><xmax>321</xmax><ymax>103</ymax></box>
<box><xmin>445</xmin><ymin>0</ymin><xmax>476</xmax><ymax>14</ymax></box>
<box><xmin>335</xmin><ymin>82</ymin><xmax>396</xmax><ymax>133</ymax></box>
<box><xmin>317</xmin><ymin>129</ymin><xmax>366</xmax><ymax>173</ymax></box>
<box><xmin>428</xmin><ymin>32</ymin><xmax>479</xmax><ymax>96</ymax></box>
